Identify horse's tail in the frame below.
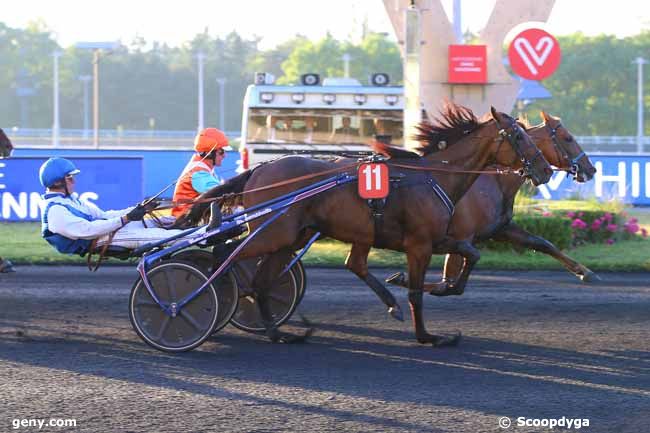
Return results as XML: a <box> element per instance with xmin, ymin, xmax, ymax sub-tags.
<box><xmin>177</xmin><ymin>169</ymin><xmax>254</xmax><ymax>227</ymax></box>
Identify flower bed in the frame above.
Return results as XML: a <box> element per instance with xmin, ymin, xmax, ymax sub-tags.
<box><xmin>565</xmin><ymin>210</ymin><xmax>647</xmax><ymax>247</ymax></box>
<box><xmin>480</xmin><ymin>207</ymin><xmax>648</xmax><ymax>251</ymax></box>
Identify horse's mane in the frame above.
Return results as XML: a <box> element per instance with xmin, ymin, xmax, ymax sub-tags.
<box><xmin>413</xmin><ymin>102</ymin><xmax>486</xmax><ymax>155</ymax></box>
<box><xmin>369</xmin><ymin>141</ymin><xmax>421</xmax><ymax>159</ymax></box>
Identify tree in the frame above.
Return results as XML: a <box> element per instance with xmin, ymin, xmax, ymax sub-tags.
<box><xmin>521</xmin><ymin>32</ymin><xmax>650</xmax><ymax>135</ymax></box>
<box><xmin>278</xmin><ymin>32</ymin><xmax>402</xmax><ymax>85</ymax></box>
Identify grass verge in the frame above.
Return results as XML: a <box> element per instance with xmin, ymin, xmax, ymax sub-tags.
<box><xmin>2</xmin><ymin>205</ymin><xmax>649</xmax><ymax>271</ymax></box>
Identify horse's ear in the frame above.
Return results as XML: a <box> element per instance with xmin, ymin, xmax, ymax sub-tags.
<box><xmin>490</xmin><ymin>106</ymin><xmax>500</xmax><ymax>121</ymax></box>
<box><xmin>540</xmin><ymin>111</ymin><xmax>549</xmax><ymax>123</ymax></box>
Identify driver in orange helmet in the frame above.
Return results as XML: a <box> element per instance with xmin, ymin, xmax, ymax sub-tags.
<box><xmin>172</xmin><ymin>128</ymin><xmax>229</xmax><ymax>217</ymax></box>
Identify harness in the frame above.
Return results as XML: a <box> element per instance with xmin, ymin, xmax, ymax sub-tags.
<box><xmin>547</xmin><ymin>122</ymin><xmax>586</xmax><ymax>178</ymax></box>
<box><xmin>41</xmin><ymin>196</ymin><xmax>96</xmax><ymax>256</ymax></box>
<box><xmin>495</xmin><ymin>119</ymin><xmax>545</xmax><ymax>179</ymax></box>
<box><xmin>363</xmin><ymin>156</ymin><xmax>455</xmax><ymax>247</ymax></box>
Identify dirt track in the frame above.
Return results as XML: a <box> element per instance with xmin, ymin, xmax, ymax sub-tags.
<box><xmin>1</xmin><ymin>266</ymin><xmax>649</xmax><ymax>433</ymax></box>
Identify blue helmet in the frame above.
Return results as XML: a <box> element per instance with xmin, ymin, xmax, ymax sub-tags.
<box><xmin>39</xmin><ymin>157</ymin><xmax>81</xmax><ymax>188</ymax></box>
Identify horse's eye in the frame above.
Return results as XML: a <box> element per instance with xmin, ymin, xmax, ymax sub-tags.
<box><xmin>565</xmin><ymin>136</ymin><xmax>573</xmax><ymax>142</ymax></box>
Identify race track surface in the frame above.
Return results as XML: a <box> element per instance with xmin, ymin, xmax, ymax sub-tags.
<box><xmin>1</xmin><ymin>266</ymin><xmax>649</xmax><ymax>433</ymax></box>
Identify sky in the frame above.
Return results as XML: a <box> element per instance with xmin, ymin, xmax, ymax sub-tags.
<box><xmin>3</xmin><ymin>0</ymin><xmax>649</xmax><ymax>49</ymax></box>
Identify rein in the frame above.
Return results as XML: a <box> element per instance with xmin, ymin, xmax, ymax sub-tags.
<box><xmin>155</xmin><ymin>159</ymin><xmax>528</xmax><ymax>212</ymax></box>
<box><xmin>155</xmin><ymin>162</ymin><xmax>361</xmax><ymax>210</ymax></box>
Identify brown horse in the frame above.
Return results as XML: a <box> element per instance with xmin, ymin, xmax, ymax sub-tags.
<box><xmin>182</xmin><ymin>104</ymin><xmax>552</xmax><ymax>346</ymax></box>
<box><xmin>0</xmin><ymin>128</ymin><xmax>15</xmax><ymax>273</ymax></box>
<box><xmin>384</xmin><ymin>112</ymin><xmax>598</xmax><ymax>295</ymax></box>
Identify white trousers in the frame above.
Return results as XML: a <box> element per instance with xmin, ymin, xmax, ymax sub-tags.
<box><xmin>95</xmin><ymin>217</ymin><xmax>186</xmax><ymax>249</ymax></box>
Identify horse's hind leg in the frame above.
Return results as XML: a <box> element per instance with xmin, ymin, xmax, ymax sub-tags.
<box><xmin>385</xmin><ymin>249</ymin><xmax>465</xmax><ymax>295</ymax></box>
<box><xmin>437</xmin><ymin>240</ymin><xmax>480</xmax><ymax>296</ymax></box>
<box><xmin>345</xmin><ymin>244</ymin><xmax>403</xmax><ymax>321</ymax></box>
<box><xmin>252</xmin><ymin>248</ymin><xmax>312</xmax><ymax>343</ymax></box>
<box><xmin>493</xmin><ymin>222</ymin><xmax>600</xmax><ymax>282</ymax></box>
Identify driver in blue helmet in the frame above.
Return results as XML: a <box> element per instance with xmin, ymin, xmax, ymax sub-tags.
<box><xmin>38</xmin><ymin>157</ymin><xmax>185</xmax><ymax>255</ymax></box>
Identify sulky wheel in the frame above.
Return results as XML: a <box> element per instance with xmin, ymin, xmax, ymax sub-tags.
<box><xmin>229</xmin><ymin>257</ymin><xmax>300</xmax><ymax>333</ymax></box>
<box><xmin>172</xmin><ymin>249</ymin><xmax>239</xmax><ymax>333</ymax></box>
<box><xmin>292</xmin><ymin>258</ymin><xmax>307</xmax><ymax>304</ymax></box>
<box><xmin>129</xmin><ymin>260</ymin><xmax>219</xmax><ymax>352</ymax></box>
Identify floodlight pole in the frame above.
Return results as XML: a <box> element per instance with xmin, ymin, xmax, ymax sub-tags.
<box><xmin>52</xmin><ymin>51</ymin><xmax>62</xmax><ymax>148</ymax></box>
<box><xmin>216</xmin><ymin>78</ymin><xmax>226</xmax><ymax>131</ymax></box>
<box><xmin>79</xmin><ymin>75</ymin><xmax>92</xmax><ymax>139</ymax></box>
<box><xmin>76</xmin><ymin>42</ymin><xmax>119</xmax><ymax>148</ymax></box>
<box><xmin>92</xmin><ymin>50</ymin><xmax>102</xmax><ymax>148</ymax></box>
<box><xmin>197</xmin><ymin>52</ymin><xmax>205</xmax><ymax>132</ymax></box>
<box><xmin>342</xmin><ymin>53</ymin><xmax>351</xmax><ymax>78</ymax></box>
<box><xmin>634</xmin><ymin>57</ymin><xmax>647</xmax><ymax>154</ymax></box>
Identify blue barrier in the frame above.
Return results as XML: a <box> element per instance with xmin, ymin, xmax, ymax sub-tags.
<box><xmin>1</xmin><ymin>157</ymin><xmax>143</xmax><ymax>222</ymax></box>
<box><xmin>535</xmin><ymin>154</ymin><xmax>650</xmax><ymax>205</ymax></box>
<box><xmin>6</xmin><ymin>152</ymin><xmax>645</xmax><ymax>223</ymax></box>
<box><xmin>11</xmin><ymin>148</ymin><xmax>241</xmax><ymax>199</ymax></box>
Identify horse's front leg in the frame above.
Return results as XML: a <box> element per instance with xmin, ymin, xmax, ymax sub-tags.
<box><xmin>406</xmin><ymin>244</ymin><xmax>461</xmax><ymax>347</ymax></box>
<box><xmin>345</xmin><ymin>243</ymin><xmax>403</xmax><ymax>321</ymax></box>
<box><xmin>493</xmin><ymin>222</ymin><xmax>600</xmax><ymax>283</ymax></box>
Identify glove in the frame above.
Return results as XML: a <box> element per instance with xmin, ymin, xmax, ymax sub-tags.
<box><xmin>125</xmin><ymin>204</ymin><xmax>148</xmax><ymax>222</ymax></box>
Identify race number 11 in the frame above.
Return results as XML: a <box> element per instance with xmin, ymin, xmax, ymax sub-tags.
<box><xmin>357</xmin><ymin>163</ymin><xmax>389</xmax><ymax>199</ymax></box>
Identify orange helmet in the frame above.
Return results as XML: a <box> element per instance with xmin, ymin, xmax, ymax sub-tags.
<box><xmin>194</xmin><ymin>128</ymin><xmax>229</xmax><ymax>153</ymax></box>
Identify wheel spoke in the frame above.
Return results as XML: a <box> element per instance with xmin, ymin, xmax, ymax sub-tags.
<box><xmin>154</xmin><ymin>315</ymin><xmax>171</xmax><ymax>340</ymax></box>
<box><xmin>136</xmin><ymin>299</ymin><xmax>162</xmax><ymax>308</ymax></box>
<box><xmin>163</xmin><ymin>268</ymin><xmax>177</xmax><ymax>301</ymax></box>
<box><xmin>180</xmin><ymin>309</ymin><xmax>206</xmax><ymax>331</ymax></box>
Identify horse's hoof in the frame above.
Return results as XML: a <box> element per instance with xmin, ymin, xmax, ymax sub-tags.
<box><xmin>278</xmin><ymin>328</ymin><xmax>313</xmax><ymax>344</ymax></box>
<box><xmin>385</xmin><ymin>272</ymin><xmax>407</xmax><ymax>287</ymax></box>
<box><xmin>579</xmin><ymin>270</ymin><xmax>601</xmax><ymax>283</ymax></box>
<box><xmin>388</xmin><ymin>305</ymin><xmax>404</xmax><ymax>322</ymax></box>
<box><xmin>432</xmin><ymin>332</ymin><xmax>462</xmax><ymax>348</ymax></box>
<box><xmin>429</xmin><ymin>279</ymin><xmax>464</xmax><ymax>296</ymax></box>
<box><xmin>266</xmin><ymin>323</ymin><xmax>313</xmax><ymax>344</ymax></box>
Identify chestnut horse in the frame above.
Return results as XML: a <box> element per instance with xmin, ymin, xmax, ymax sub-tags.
<box><xmin>384</xmin><ymin>112</ymin><xmax>598</xmax><ymax>295</ymax></box>
<box><xmin>182</xmin><ymin>104</ymin><xmax>552</xmax><ymax>346</ymax></box>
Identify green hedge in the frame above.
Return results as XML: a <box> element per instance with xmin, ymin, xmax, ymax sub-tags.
<box><xmin>480</xmin><ymin>208</ymin><xmax>645</xmax><ymax>252</ymax></box>
<box><xmin>479</xmin><ymin>215</ymin><xmax>571</xmax><ymax>251</ymax></box>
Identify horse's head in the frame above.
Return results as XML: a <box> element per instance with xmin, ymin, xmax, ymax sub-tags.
<box><xmin>533</xmin><ymin>112</ymin><xmax>596</xmax><ymax>183</ymax></box>
<box><xmin>0</xmin><ymin>128</ymin><xmax>14</xmax><ymax>159</ymax></box>
<box><xmin>489</xmin><ymin>107</ymin><xmax>552</xmax><ymax>186</ymax></box>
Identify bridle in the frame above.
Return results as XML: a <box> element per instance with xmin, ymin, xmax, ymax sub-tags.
<box><xmin>546</xmin><ymin>122</ymin><xmax>587</xmax><ymax>178</ymax></box>
<box><xmin>495</xmin><ymin>117</ymin><xmax>545</xmax><ymax>179</ymax></box>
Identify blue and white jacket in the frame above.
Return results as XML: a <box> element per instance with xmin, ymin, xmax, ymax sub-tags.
<box><xmin>40</xmin><ymin>192</ymin><xmax>132</xmax><ymax>256</ymax></box>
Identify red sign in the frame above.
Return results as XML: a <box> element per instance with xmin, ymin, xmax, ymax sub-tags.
<box><xmin>508</xmin><ymin>28</ymin><xmax>561</xmax><ymax>80</ymax></box>
<box><xmin>358</xmin><ymin>163</ymin><xmax>389</xmax><ymax>199</ymax></box>
<box><xmin>448</xmin><ymin>45</ymin><xmax>487</xmax><ymax>84</ymax></box>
